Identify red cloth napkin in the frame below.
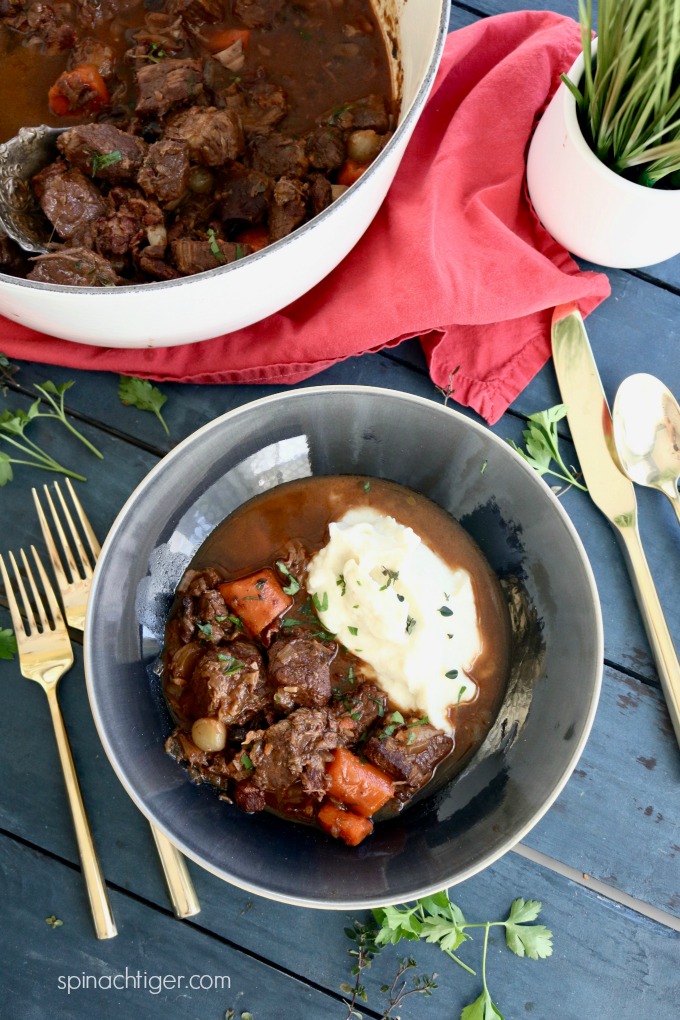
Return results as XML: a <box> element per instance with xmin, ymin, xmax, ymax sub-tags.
<box><xmin>0</xmin><ymin>10</ymin><xmax>610</xmax><ymax>425</ymax></box>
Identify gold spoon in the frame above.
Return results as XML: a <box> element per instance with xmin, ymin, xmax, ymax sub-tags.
<box><xmin>613</xmin><ymin>372</ymin><xmax>680</xmax><ymax>527</ymax></box>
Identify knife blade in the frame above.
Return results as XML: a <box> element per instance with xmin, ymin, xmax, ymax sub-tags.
<box><xmin>551</xmin><ymin>302</ymin><xmax>680</xmax><ymax>751</ymax></box>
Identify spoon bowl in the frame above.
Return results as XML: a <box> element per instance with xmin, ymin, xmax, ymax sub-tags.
<box><xmin>0</xmin><ymin>124</ymin><xmax>67</xmax><ymax>254</ymax></box>
<box><xmin>613</xmin><ymin>372</ymin><xmax>680</xmax><ymax>526</ymax></box>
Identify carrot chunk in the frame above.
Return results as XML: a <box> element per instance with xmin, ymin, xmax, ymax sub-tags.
<box><xmin>326</xmin><ymin>747</ymin><xmax>395</xmax><ymax>817</ymax></box>
<box><xmin>206</xmin><ymin>27</ymin><xmax>251</xmax><ymax>53</ymax></box>
<box><xmin>48</xmin><ymin>64</ymin><xmax>110</xmax><ymax>117</ymax></box>
<box><xmin>336</xmin><ymin>158</ymin><xmax>368</xmax><ymax>187</ymax></box>
<box><xmin>218</xmin><ymin>568</ymin><xmax>292</xmax><ymax>637</ymax></box>
<box><xmin>235</xmin><ymin>225</ymin><xmax>270</xmax><ymax>252</ymax></box>
<box><xmin>318</xmin><ymin>801</ymin><xmax>373</xmax><ymax>846</ymax></box>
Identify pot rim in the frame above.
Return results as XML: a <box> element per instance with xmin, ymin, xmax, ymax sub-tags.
<box><xmin>0</xmin><ymin>0</ymin><xmax>452</xmax><ymax>297</ymax></box>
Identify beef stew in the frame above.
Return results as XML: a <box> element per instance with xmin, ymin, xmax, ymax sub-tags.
<box><xmin>162</xmin><ymin>476</ymin><xmax>511</xmax><ymax>846</ymax></box>
<box><xmin>0</xmin><ymin>0</ymin><xmax>396</xmax><ymax>284</ymax></box>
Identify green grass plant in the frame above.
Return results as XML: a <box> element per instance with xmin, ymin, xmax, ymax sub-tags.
<box><xmin>563</xmin><ymin>0</ymin><xmax>680</xmax><ymax>186</ymax></box>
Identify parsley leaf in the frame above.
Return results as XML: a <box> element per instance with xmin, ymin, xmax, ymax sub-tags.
<box><xmin>507</xmin><ymin>405</ymin><xmax>587</xmax><ymax>492</ymax></box>
<box><xmin>0</xmin><ymin>627</ymin><xmax>17</xmax><ymax>660</ymax></box>
<box><xmin>206</xmin><ymin>227</ymin><xmax>226</xmax><ymax>263</ymax></box>
<box><xmin>0</xmin><ymin>405</ymin><xmax>87</xmax><ymax>485</ymax></box>
<box><xmin>503</xmin><ymin>899</ymin><xmax>553</xmax><ymax>959</ymax></box>
<box><xmin>90</xmin><ymin>149</ymin><xmax>122</xmax><ymax>176</ymax></box>
<box><xmin>118</xmin><ymin>376</ymin><xmax>169</xmax><ymax>435</ymax></box>
<box><xmin>276</xmin><ymin>561</ymin><xmax>300</xmax><ymax>595</ymax></box>
<box><xmin>312</xmin><ymin>591</ymin><xmax>328</xmax><ymax>613</ymax></box>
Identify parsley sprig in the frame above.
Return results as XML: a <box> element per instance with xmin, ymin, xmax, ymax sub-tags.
<box><xmin>0</xmin><ymin>406</ymin><xmax>87</xmax><ymax>486</ymax></box>
<box><xmin>368</xmin><ymin>891</ymin><xmax>553</xmax><ymax>1019</ymax></box>
<box><xmin>507</xmin><ymin>405</ymin><xmax>587</xmax><ymax>492</ymax></box>
<box><xmin>118</xmin><ymin>376</ymin><xmax>169</xmax><ymax>435</ymax></box>
<box><xmin>33</xmin><ymin>381</ymin><xmax>103</xmax><ymax>459</ymax></box>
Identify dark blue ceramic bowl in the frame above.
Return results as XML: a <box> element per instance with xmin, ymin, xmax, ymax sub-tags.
<box><xmin>85</xmin><ymin>386</ymin><xmax>602</xmax><ymax>908</ymax></box>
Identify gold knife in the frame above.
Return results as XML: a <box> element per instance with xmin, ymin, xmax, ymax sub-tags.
<box><xmin>551</xmin><ymin>302</ymin><xmax>680</xmax><ymax>751</ymax></box>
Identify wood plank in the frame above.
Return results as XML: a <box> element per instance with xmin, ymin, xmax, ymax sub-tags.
<box><xmin>1</xmin><ymin>602</ymin><xmax>677</xmax><ymax>923</ymax></box>
<box><xmin>0</xmin><ymin>834</ymin><xmax>346</xmax><ymax>1020</ymax></box>
<box><xmin>2</xmin><ymin>826</ymin><xmax>678</xmax><ymax>1020</ymax></box>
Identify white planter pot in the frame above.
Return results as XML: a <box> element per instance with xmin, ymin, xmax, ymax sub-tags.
<box><xmin>526</xmin><ymin>45</ymin><xmax>680</xmax><ymax>269</ymax></box>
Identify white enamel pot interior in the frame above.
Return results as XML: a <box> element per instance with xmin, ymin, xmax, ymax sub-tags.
<box><xmin>526</xmin><ymin>42</ymin><xmax>680</xmax><ymax>269</ymax></box>
<box><xmin>0</xmin><ymin>0</ymin><xmax>450</xmax><ymax>348</ymax></box>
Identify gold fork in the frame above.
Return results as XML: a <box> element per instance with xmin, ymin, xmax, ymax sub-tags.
<box><xmin>33</xmin><ymin>480</ymin><xmax>201</xmax><ymax>920</ymax></box>
<box><xmin>0</xmin><ymin>546</ymin><xmax>117</xmax><ymax>939</ymax></box>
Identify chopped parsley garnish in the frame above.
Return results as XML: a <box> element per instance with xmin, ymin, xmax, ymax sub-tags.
<box><xmin>407</xmin><ymin>716</ymin><xmax>429</xmax><ymax>727</ymax></box>
<box><xmin>456</xmin><ymin>685</ymin><xmax>466</xmax><ymax>705</ymax></box>
<box><xmin>347</xmin><ymin>666</ymin><xmax>355</xmax><ymax>685</ymax></box>
<box><xmin>379</xmin><ymin>566</ymin><xmax>399</xmax><ymax>590</ymax></box>
<box><xmin>363</xmin><ymin>480</ymin><xmax>371</xmax><ymax>492</ymax></box>
<box><xmin>281</xmin><ymin>617</ymin><xmax>305</xmax><ymax>628</ymax></box>
<box><xmin>438</xmin><ymin>606</ymin><xmax>453</xmax><ymax>617</ymax></box>
<box><xmin>396</xmin><ymin>593</ymin><xmax>405</xmax><ymax>603</ymax></box>
<box><xmin>369</xmin><ymin>695</ymin><xmax>385</xmax><ymax>716</ymax></box>
<box><xmin>348</xmin><ymin>625</ymin><xmax>358</xmax><ymax>636</ymax></box>
<box><xmin>91</xmin><ymin>149</ymin><xmax>122</xmax><ymax>175</ymax></box>
<box><xmin>446</xmin><ymin>668</ymin><xmax>460</xmax><ymax>680</ymax></box>
<box><xmin>214</xmin><ymin>615</ymin><xmax>228</xmax><ymax>622</ymax></box>
<box><xmin>235</xmin><ymin>243</ymin><xmax>245</xmax><ymax>260</ymax></box>
<box><xmin>206</xmin><ymin>227</ymin><xmax>225</xmax><ymax>262</ymax></box>
<box><xmin>336</xmin><ymin>573</ymin><xmax>347</xmax><ymax>596</ymax></box>
<box><xmin>217</xmin><ymin>654</ymin><xmax>245</xmax><ymax>675</ymax></box>
<box><xmin>240</xmin><ymin>752</ymin><xmax>254</xmax><ymax>770</ymax></box>
<box><xmin>313</xmin><ymin>591</ymin><xmax>328</xmax><ymax>613</ymax></box>
<box><xmin>196</xmin><ymin>622</ymin><xmax>212</xmax><ymax>637</ymax></box>
<box><xmin>255</xmin><ymin>578</ymin><xmax>266</xmax><ymax>591</ymax></box>
<box><xmin>228</xmin><ymin>613</ymin><xmax>243</xmax><ymax>628</ymax></box>
<box><xmin>381</xmin><ymin>710</ymin><xmax>405</xmax><ymax>738</ymax></box>
<box><xmin>405</xmin><ymin>615</ymin><xmax>416</xmax><ymax>635</ymax></box>
<box><xmin>276</xmin><ymin>561</ymin><xmax>300</xmax><ymax>595</ymax></box>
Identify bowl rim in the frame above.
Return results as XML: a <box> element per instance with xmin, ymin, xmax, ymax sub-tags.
<box><xmin>85</xmin><ymin>384</ymin><xmax>604</xmax><ymax>908</ymax></box>
<box><xmin>0</xmin><ymin>1</ymin><xmax>452</xmax><ymax>297</ymax></box>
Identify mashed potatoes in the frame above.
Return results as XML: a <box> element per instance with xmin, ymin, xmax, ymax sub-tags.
<box><xmin>306</xmin><ymin>508</ymin><xmax>482</xmax><ymax>733</ymax></box>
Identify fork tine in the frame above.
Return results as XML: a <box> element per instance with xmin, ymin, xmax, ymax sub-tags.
<box><xmin>33</xmin><ymin>486</ymin><xmax>71</xmax><ymax>591</ymax></box>
<box><xmin>42</xmin><ymin>484</ymin><xmax>86</xmax><ymax>582</ymax></box>
<box><xmin>8</xmin><ymin>550</ymin><xmax>38</xmax><ymax>635</ymax></box>
<box><xmin>31</xmin><ymin>545</ymin><xmax>68</xmax><ymax>630</ymax></box>
<box><xmin>0</xmin><ymin>553</ymin><xmax>26</xmax><ymax>639</ymax></box>
<box><xmin>64</xmin><ymin>478</ymin><xmax>101</xmax><ymax>561</ymax></box>
<box><xmin>52</xmin><ymin>481</ymin><xmax>94</xmax><ymax>578</ymax></box>
<box><xmin>20</xmin><ymin>548</ymin><xmax>52</xmax><ymax>631</ymax></box>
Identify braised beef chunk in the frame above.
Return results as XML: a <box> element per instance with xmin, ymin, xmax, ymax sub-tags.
<box><xmin>95</xmin><ymin>187</ymin><xmax>164</xmax><ymax>265</ymax></box>
<box><xmin>222</xmin><ymin>75</ymin><xmax>288</xmax><ymax>135</ymax></box>
<box><xmin>180</xmin><ymin>640</ymin><xmax>268</xmax><ymax>725</ymax></box>
<box><xmin>138</xmin><ymin>139</ymin><xmax>191</xmax><ymax>203</ymax></box>
<box><xmin>170</xmin><ymin>237</ymin><xmax>251</xmax><ymax>275</ymax></box>
<box><xmin>323</xmin><ymin>94</ymin><xmax>390</xmax><ymax>133</ymax></box>
<box><xmin>170</xmin><ymin>0</ymin><xmax>223</xmax><ymax>27</ymax></box>
<box><xmin>136</xmin><ymin>244</ymin><xmax>181</xmax><ymax>280</ymax></box>
<box><xmin>233</xmin><ymin>778</ymin><xmax>266</xmax><ymax>813</ymax></box>
<box><xmin>130</xmin><ymin>11</ymin><xmax>188</xmax><ymax>54</ymax></box>
<box><xmin>306</xmin><ymin>125</ymin><xmax>345</xmax><ymax>171</ymax></box>
<box><xmin>233</xmin><ymin>0</ymin><xmax>284</xmax><ymax>29</ymax></box>
<box><xmin>27</xmin><ymin>248</ymin><xmax>120</xmax><ymax>286</ymax></box>
<box><xmin>331</xmin><ymin>682</ymin><xmax>387</xmax><ymax>744</ymax></box>
<box><xmin>35</xmin><ymin>164</ymin><xmax>109</xmax><ymax>246</ymax></box>
<box><xmin>135</xmin><ymin>58</ymin><xmax>205</xmax><ymax>117</ymax></box>
<box><xmin>241</xmin><ymin>708</ymin><xmax>340</xmax><ymax>798</ymax></box>
<box><xmin>8</xmin><ymin>0</ymin><xmax>76</xmax><ymax>52</ymax></box>
<box><xmin>268</xmin><ymin>177</ymin><xmax>308</xmax><ymax>241</ymax></box>
<box><xmin>170</xmin><ymin>569</ymin><xmax>236</xmax><ymax>646</ymax></box>
<box><xmin>267</xmin><ymin>636</ymin><xmax>335</xmax><ymax>710</ymax></box>
<box><xmin>69</xmin><ymin>36</ymin><xmax>117</xmax><ymax>78</ymax></box>
<box><xmin>309</xmin><ymin>173</ymin><xmax>332</xmax><ymax>215</ymax></box>
<box><xmin>166</xmin><ymin>106</ymin><xmax>244</xmax><ymax>165</ymax></box>
<box><xmin>363</xmin><ymin>724</ymin><xmax>454</xmax><ymax>800</ymax></box>
<box><xmin>250</xmin><ymin>133</ymin><xmax>309</xmax><ymax>180</ymax></box>
<box><xmin>57</xmin><ymin>124</ymin><xmax>148</xmax><ymax>182</ymax></box>
<box><xmin>217</xmin><ymin>163</ymin><xmax>272</xmax><ymax>223</ymax></box>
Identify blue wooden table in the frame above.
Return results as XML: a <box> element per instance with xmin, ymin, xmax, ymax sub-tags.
<box><xmin>1</xmin><ymin>3</ymin><xmax>679</xmax><ymax>1018</ymax></box>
